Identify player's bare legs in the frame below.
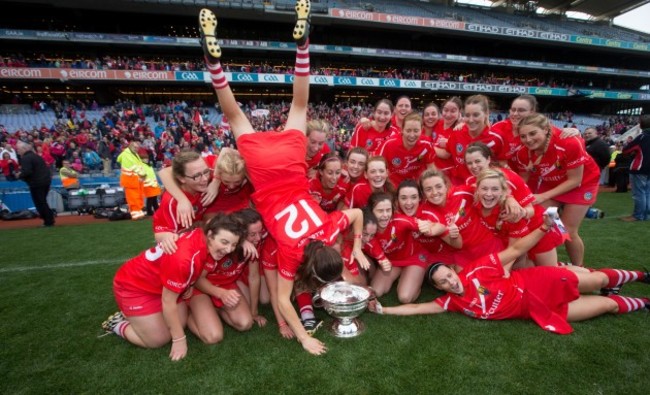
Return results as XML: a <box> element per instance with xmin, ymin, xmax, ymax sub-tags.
<box><xmin>285</xmin><ymin>0</ymin><xmax>311</xmax><ymax>134</ymax></box>
<box><xmin>199</xmin><ymin>8</ymin><xmax>254</xmax><ymax>139</ymax></box>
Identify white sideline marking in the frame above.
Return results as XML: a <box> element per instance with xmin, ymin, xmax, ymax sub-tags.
<box><xmin>0</xmin><ymin>258</ymin><xmax>127</xmax><ymax>273</ymax></box>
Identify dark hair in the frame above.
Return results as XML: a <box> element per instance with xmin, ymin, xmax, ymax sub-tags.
<box><xmin>295</xmin><ymin>240</ymin><xmax>343</xmax><ymax>292</ymax></box>
<box><xmin>202</xmin><ymin>213</ymin><xmax>246</xmax><ymax>246</ymax></box>
<box><xmin>513</xmin><ymin>94</ymin><xmax>538</xmax><ymax>113</ymax></box>
<box><xmin>640</xmin><ymin>114</ymin><xmax>650</xmax><ymax>129</ymax></box>
<box><xmin>318</xmin><ymin>152</ymin><xmax>342</xmax><ymax>170</ymax></box>
<box><xmin>367</xmin><ymin>191</ymin><xmax>395</xmax><ymax>212</ymax></box>
<box><xmin>426</xmin><ymin>262</ymin><xmax>446</xmax><ymax>286</ymax></box>
<box><xmin>397</xmin><ymin>179</ymin><xmax>421</xmax><ymax>199</ymax></box>
<box><xmin>346</xmin><ymin>146</ymin><xmax>369</xmax><ymax>162</ymax></box>
<box><xmin>362</xmin><ymin>206</ymin><xmax>378</xmax><ymax>228</ymax></box>
<box><xmin>374</xmin><ymin>98</ymin><xmax>394</xmax><ymax>113</ymax></box>
<box><xmin>231</xmin><ymin>208</ymin><xmax>263</xmax><ymax>259</ymax></box>
<box><xmin>465</xmin><ymin>141</ymin><xmax>493</xmax><ymax>161</ymax></box>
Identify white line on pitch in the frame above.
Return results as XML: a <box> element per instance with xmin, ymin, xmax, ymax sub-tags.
<box><xmin>0</xmin><ymin>258</ymin><xmax>127</xmax><ymax>273</ymax></box>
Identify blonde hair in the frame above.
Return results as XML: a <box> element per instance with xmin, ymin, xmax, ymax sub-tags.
<box><xmin>517</xmin><ymin>113</ymin><xmax>551</xmax><ymax>135</ymax></box>
<box><xmin>216</xmin><ymin>147</ymin><xmax>246</xmax><ymax>177</ymax></box>
<box><xmin>306</xmin><ymin>119</ymin><xmax>331</xmax><ymax>137</ymax></box>
<box><xmin>403</xmin><ymin>112</ymin><xmax>422</xmax><ymax>127</ymax></box>
<box><xmin>474</xmin><ymin>168</ymin><xmax>508</xmax><ymax>207</ymax></box>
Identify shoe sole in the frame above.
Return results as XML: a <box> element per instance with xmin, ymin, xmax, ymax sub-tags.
<box><xmin>199</xmin><ymin>9</ymin><xmax>221</xmax><ymax>60</ymax></box>
<box><xmin>293</xmin><ymin>0</ymin><xmax>311</xmax><ymax>42</ymax></box>
<box><xmin>304</xmin><ymin>320</ymin><xmax>323</xmax><ymax>336</ymax></box>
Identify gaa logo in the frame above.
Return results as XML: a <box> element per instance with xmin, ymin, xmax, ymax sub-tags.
<box><xmin>181</xmin><ymin>72</ymin><xmax>200</xmax><ymax>81</ymax></box>
<box><xmin>381</xmin><ymin>79</ymin><xmax>397</xmax><ymax>87</ymax></box>
<box><xmin>313</xmin><ymin>76</ymin><xmax>328</xmax><ymax>83</ymax></box>
<box><xmin>236</xmin><ymin>73</ymin><xmax>254</xmax><ymax>82</ymax></box>
<box><xmin>263</xmin><ymin>75</ymin><xmax>280</xmax><ymax>82</ymax></box>
<box><xmin>360</xmin><ymin>78</ymin><xmax>374</xmax><ymax>86</ymax></box>
<box><xmin>403</xmin><ymin>80</ymin><xmax>418</xmax><ymax>88</ymax></box>
<box><xmin>337</xmin><ymin>77</ymin><xmax>352</xmax><ymax>85</ymax></box>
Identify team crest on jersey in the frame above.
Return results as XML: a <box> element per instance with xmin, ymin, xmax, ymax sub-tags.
<box><xmin>418</xmin><ymin>254</ymin><xmax>426</xmax><ymax>262</ymax></box>
<box><xmin>555</xmin><ymin>160</ymin><xmax>562</xmax><ymax>169</ymax></box>
<box><xmin>458</xmin><ymin>206</ymin><xmax>466</xmax><ymax>217</ymax></box>
<box><xmin>222</xmin><ymin>258</ymin><xmax>233</xmax><ymax>269</ymax></box>
<box><xmin>392</xmin><ymin>158</ymin><xmax>402</xmax><ymax>167</ymax></box>
<box><xmin>477</xmin><ymin>285</ymin><xmax>490</xmax><ymax>295</ymax></box>
<box><xmin>584</xmin><ymin>192</ymin><xmax>592</xmax><ymax>201</ymax></box>
<box><xmin>463</xmin><ymin>308</ymin><xmax>476</xmax><ymax>318</ymax></box>
<box><xmin>456</xmin><ymin>143</ymin><xmax>464</xmax><ymax>153</ymax></box>
<box><xmin>432</xmin><ymin>132</ymin><xmax>437</xmax><ymax>140</ymax></box>
<box><xmin>365</xmin><ymin>139</ymin><xmax>373</xmax><ymax>149</ymax></box>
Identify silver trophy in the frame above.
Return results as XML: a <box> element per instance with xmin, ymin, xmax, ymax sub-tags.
<box><xmin>319</xmin><ymin>282</ymin><xmax>371</xmax><ymax>338</ymax></box>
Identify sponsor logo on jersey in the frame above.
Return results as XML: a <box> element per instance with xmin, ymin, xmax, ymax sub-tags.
<box><xmin>477</xmin><ymin>285</ymin><xmax>490</xmax><ymax>296</ymax></box>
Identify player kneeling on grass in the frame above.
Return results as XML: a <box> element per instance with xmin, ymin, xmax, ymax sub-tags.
<box><xmin>186</xmin><ymin>209</ymin><xmax>268</xmax><ymax>345</ymax></box>
<box><xmin>102</xmin><ymin>214</ymin><xmax>245</xmax><ymax>361</ymax></box>
<box><xmin>369</xmin><ymin>213</ymin><xmax>650</xmax><ymax>334</ymax></box>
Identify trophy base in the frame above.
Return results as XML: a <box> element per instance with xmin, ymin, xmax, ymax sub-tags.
<box><xmin>328</xmin><ymin>318</ymin><xmax>366</xmax><ymax>338</ymax></box>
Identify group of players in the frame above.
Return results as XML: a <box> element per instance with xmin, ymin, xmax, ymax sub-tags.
<box><xmin>101</xmin><ymin>1</ymin><xmax>650</xmax><ymax>360</ymax></box>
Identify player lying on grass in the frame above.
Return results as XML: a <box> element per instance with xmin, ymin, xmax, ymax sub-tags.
<box><xmin>369</xmin><ymin>212</ymin><xmax>650</xmax><ymax>334</ymax></box>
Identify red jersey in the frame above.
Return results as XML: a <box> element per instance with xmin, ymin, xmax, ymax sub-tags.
<box><xmin>431</xmin><ymin>120</ymin><xmax>456</xmax><ymax>172</ymax></box>
<box><xmin>512</xmin><ymin>134</ymin><xmax>600</xmax><ymax>195</ymax></box>
<box><xmin>237</xmin><ymin>130</ymin><xmax>351</xmax><ymax>280</ymax></box>
<box><xmin>308</xmin><ymin>176</ymin><xmax>349</xmax><ymax>212</ymax></box>
<box><xmin>344</xmin><ymin>181</ymin><xmax>383</xmax><ymax>209</ymax></box>
<box><xmin>306</xmin><ymin>144</ymin><xmax>331</xmax><ymax>172</ymax></box>
<box><xmin>434</xmin><ymin>254</ymin><xmax>524</xmax><ymax>320</ymax></box>
<box><xmin>413</xmin><ymin>207</ymin><xmax>448</xmax><ymax>255</ymax></box>
<box><xmin>204</xmin><ymin>253</ymin><xmax>247</xmax><ymax>288</ymax></box>
<box><xmin>153</xmin><ymin>190</ymin><xmax>207</xmax><ymax>233</ymax></box>
<box><xmin>372</xmin><ymin>213</ymin><xmax>427</xmax><ymax>266</ymax></box>
<box><xmin>376</xmin><ymin>137</ymin><xmax>436</xmax><ymax>187</ymax></box>
<box><xmin>350</xmin><ymin>123</ymin><xmax>396</xmax><ymax>154</ymax></box>
<box><xmin>445</xmin><ymin>125</ymin><xmax>506</xmax><ymax>183</ymax></box>
<box><xmin>465</xmin><ymin>166</ymin><xmax>535</xmax><ymax>207</ymax></box>
<box><xmin>205</xmin><ymin>178</ymin><xmax>254</xmax><ymax>214</ymax></box>
<box><xmin>114</xmin><ymin>229</ymin><xmax>208</xmax><ymax>295</ymax></box>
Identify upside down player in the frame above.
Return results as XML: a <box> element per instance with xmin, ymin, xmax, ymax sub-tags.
<box><xmin>369</xmin><ymin>214</ymin><xmax>650</xmax><ymax>333</ymax></box>
<box><xmin>198</xmin><ymin>1</ymin><xmax>368</xmax><ymax>355</ymax></box>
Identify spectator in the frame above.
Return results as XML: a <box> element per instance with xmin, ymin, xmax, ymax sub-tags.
<box><xmin>16</xmin><ymin>141</ymin><xmax>55</xmax><ymax>227</ymax></box>
<box><xmin>0</xmin><ymin>151</ymin><xmax>19</xmax><ymax>181</ymax></box>
<box><xmin>59</xmin><ymin>159</ymin><xmax>80</xmax><ymax>190</ymax></box>
<box><xmin>621</xmin><ymin>115</ymin><xmax>650</xmax><ymax>221</ymax></box>
<box><xmin>584</xmin><ymin>127</ymin><xmax>612</xmax><ymax>185</ymax></box>
<box><xmin>97</xmin><ymin>135</ymin><xmax>113</xmax><ymax>176</ymax></box>
<box><xmin>82</xmin><ymin>146</ymin><xmax>102</xmax><ymax>171</ymax></box>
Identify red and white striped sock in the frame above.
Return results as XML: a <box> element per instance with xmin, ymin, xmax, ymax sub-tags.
<box><xmin>113</xmin><ymin>321</ymin><xmax>130</xmax><ymax>338</ymax></box>
<box><xmin>607</xmin><ymin>295</ymin><xmax>649</xmax><ymax>314</ymax></box>
<box><xmin>294</xmin><ymin>39</ymin><xmax>310</xmax><ymax>77</ymax></box>
<box><xmin>296</xmin><ymin>291</ymin><xmax>315</xmax><ymax>320</ymax></box>
<box><xmin>597</xmin><ymin>268</ymin><xmax>645</xmax><ymax>288</ymax></box>
<box><xmin>206</xmin><ymin>58</ymin><xmax>228</xmax><ymax>90</ymax></box>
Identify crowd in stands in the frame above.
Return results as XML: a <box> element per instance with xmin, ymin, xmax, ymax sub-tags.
<box><xmin>0</xmin><ymin>97</ymin><xmax>639</xmax><ymax>181</ymax></box>
<box><xmin>1</xmin><ymin>54</ymin><xmax>643</xmax><ymax>92</ymax></box>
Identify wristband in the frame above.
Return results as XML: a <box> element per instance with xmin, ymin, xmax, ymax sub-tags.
<box><xmin>539</xmin><ymin>225</ymin><xmax>550</xmax><ymax>233</ymax></box>
<box><xmin>354</xmin><ymin>234</ymin><xmax>362</xmax><ymax>239</ymax></box>
<box><xmin>375</xmin><ymin>301</ymin><xmax>384</xmax><ymax>315</ymax></box>
<box><xmin>278</xmin><ymin>321</ymin><xmax>288</xmax><ymax>328</ymax></box>
<box><xmin>172</xmin><ymin>335</ymin><xmax>186</xmax><ymax>343</ymax></box>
